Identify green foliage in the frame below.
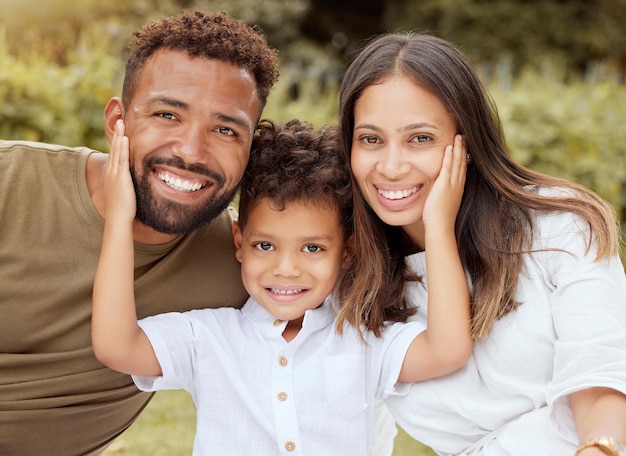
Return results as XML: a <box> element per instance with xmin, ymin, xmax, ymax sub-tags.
<box><xmin>104</xmin><ymin>390</ymin><xmax>195</xmax><ymax>455</ymax></box>
<box><xmin>490</xmin><ymin>70</ymin><xmax>626</xmax><ymax>232</ymax></box>
<box><xmin>179</xmin><ymin>0</ymin><xmax>310</xmax><ymax>49</ymax></box>
<box><xmin>385</xmin><ymin>0</ymin><xmax>626</xmax><ymax>78</ymax></box>
<box><xmin>0</xmin><ymin>27</ymin><xmax>121</xmax><ymax>151</ymax></box>
<box><xmin>263</xmin><ymin>41</ymin><xmax>342</xmax><ymax>127</ymax></box>
<box><xmin>395</xmin><ymin>428</ymin><xmax>436</xmax><ymax>455</ymax></box>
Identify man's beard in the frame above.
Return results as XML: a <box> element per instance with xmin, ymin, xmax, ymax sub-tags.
<box><xmin>130</xmin><ymin>156</ymin><xmax>238</xmax><ymax>236</ymax></box>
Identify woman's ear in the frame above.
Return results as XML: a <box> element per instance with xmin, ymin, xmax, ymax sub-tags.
<box><xmin>103</xmin><ymin>97</ymin><xmax>124</xmax><ymax>143</ymax></box>
<box><xmin>232</xmin><ymin>220</ymin><xmax>243</xmax><ymax>264</ymax></box>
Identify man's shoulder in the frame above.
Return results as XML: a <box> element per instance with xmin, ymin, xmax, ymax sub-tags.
<box><xmin>0</xmin><ymin>139</ymin><xmax>98</xmax><ymax>157</ymax></box>
<box><xmin>185</xmin><ymin>208</ymin><xmax>236</xmax><ymax>243</ymax></box>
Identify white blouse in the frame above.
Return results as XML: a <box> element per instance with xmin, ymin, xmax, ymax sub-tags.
<box><xmin>384</xmin><ymin>207</ymin><xmax>626</xmax><ymax>455</ymax></box>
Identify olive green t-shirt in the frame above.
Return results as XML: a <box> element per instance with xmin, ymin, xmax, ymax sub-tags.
<box><xmin>0</xmin><ymin>140</ymin><xmax>248</xmax><ymax>455</ymax></box>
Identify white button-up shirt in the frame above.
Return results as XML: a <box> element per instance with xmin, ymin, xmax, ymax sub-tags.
<box><xmin>134</xmin><ymin>297</ymin><xmax>424</xmax><ymax>455</ymax></box>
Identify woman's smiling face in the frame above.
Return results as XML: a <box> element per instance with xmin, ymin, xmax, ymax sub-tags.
<box><xmin>350</xmin><ymin>75</ymin><xmax>457</xmax><ymax>242</ymax></box>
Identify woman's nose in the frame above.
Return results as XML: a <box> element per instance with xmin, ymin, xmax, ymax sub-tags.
<box><xmin>375</xmin><ymin>144</ymin><xmax>410</xmax><ymax>179</ymax></box>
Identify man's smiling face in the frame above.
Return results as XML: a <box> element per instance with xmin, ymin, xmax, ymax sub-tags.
<box><xmin>123</xmin><ymin>49</ymin><xmax>260</xmax><ymax>235</ymax></box>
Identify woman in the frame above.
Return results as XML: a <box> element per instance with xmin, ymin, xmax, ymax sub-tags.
<box><xmin>336</xmin><ymin>32</ymin><xmax>626</xmax><ymax>455</ymax></box>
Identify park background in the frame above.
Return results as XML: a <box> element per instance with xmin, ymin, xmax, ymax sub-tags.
<box><xmin>1</xmin><ymin>0</ymin><xmax>624</xmax><ymax>454</ymax></box>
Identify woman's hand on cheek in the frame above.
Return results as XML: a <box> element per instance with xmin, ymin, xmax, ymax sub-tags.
<box><xmin>422</xmin><ymin>134</ymin><xmax>466</xmax><ymax>231</ymax></box>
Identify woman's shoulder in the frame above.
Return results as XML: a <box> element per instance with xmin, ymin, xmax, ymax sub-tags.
<box><xmin>527</xmin><ymin>186</ymin><xmax>596</xmax><ymax>255</ymax></box>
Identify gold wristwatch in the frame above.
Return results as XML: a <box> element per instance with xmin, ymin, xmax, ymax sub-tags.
<box><xmin>576</xmin><ymin>437</ymin><xmax>626</xmax><ymax>456</ymax></box>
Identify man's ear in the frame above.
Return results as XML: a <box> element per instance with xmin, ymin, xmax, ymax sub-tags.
<box><xmin>103</xmin><ymin>97</ymin><xmax>124</xmax><ymax>143</ymax></box>
<box><xmin>232</xmin><ymin>220</ymin><xmax>243</xmax><ymax>264</ymax></box>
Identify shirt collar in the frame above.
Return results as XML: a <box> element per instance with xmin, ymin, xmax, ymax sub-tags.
<box><xmin>241</xmin><ymin>296</ymin><xmax>336</xmax><ymax>333</ymax></box>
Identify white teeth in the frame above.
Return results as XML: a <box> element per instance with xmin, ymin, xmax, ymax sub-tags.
<box><xmin>158</xmin><ymin>172</ymin><xmax>205</xmax><ymax>192</ymax></box>
<box><xmin>270</xmin><ymin>288</ymin><xmax>303</xmax><ymax>295</ymax></box>
<box><xmin>378</xmin><ymin>186</ymin><xmax>419</xmax><ymax>200</ymax></box>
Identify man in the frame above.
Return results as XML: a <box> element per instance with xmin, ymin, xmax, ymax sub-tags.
<box><xmin>0</xmin><ymin>10</ymin><xmax>278</xmax><ymax>455</ymax></box>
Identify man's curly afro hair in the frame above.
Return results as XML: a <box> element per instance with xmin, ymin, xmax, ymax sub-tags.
<box><xmin>122</xmin><ymin>10</ymin><xmax>279</xmax><ymax>110</ymax></box>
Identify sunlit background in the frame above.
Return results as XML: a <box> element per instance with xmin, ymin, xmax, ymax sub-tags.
<box><xmin>1</xmin><ymin>0</ymin><xmax>624</xmax><ymax>454</ymax></box>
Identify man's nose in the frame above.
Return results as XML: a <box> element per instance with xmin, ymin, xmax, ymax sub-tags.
<box><xmin>171</xmin><ymin>124</ymin><xmax>209</xmax><ymax>164</ymax></box>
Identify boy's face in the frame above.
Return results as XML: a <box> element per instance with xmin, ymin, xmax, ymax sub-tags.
<box><xmin>233</xmin><ymin>198</ymin><xmax>347</xmax><ymax>323</ymax></box>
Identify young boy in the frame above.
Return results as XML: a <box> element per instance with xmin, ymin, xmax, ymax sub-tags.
<box><xmin>92</xmin><ymin>118</ymin><xmax>471</xmax><ymax>455</ymax></box>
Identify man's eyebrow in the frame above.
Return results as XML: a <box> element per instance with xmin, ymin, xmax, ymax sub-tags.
<box><xmin>216</xmin><ymin>112</ymin><xmax>252</xmax><ymax>131</ymax></box>
<box><xmin>146</xmin><ymin>96</ymin><xmax>190</xmax><ymax>110</ymax></box>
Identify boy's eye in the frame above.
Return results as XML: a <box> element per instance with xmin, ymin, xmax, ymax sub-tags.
<box><xmin>254</xmin><ymin>242</ymin><xmax>274</xmax><ymax>251</ymax></box>
<box><xmin>302</xmin><ymin>244</ymin><xmax>322</xmax><ymax>253</ymax></box>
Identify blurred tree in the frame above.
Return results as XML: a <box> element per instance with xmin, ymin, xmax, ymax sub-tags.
<box><xmin>0</xmin><ymin>0</ymin><xmax>131</xmax><ymax>62</ymax></box>
<box><xmin>179</xmin><ymin>0</ymin><xmax>309</xmax><ymax>49</ymax></box>
<box><xmin>384</xmin><ymin>0</ymin><xmax>626</xmax><ymax>81</ymax></box>
<box><xmin>300</xmin><ymin>0</ymin><xmax>386</xmax><ymax>55</ymax></box>
<box><xmin>2</xmin><ymin>0</ymin><xmax>624</xmax><ymax>80</ymax></box>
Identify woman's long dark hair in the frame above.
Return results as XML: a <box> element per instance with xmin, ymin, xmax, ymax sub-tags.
<box><xmin>336</xmin><ymin>32</ymin><xmax>619</xmax><ymax>338</ymax></box>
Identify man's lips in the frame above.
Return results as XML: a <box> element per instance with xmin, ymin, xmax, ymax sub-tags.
<box><xmin>156</xmin><ymin>169</ymin><xmax>208</xmax><ymax>192</ymax></box>
<box><xmin>144</xmin><ymin>154</ymin><xmax>225</xmax><ymax>192</ymax></box>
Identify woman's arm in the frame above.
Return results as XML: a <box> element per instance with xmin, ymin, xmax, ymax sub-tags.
<box><xmin>399</xmin><ymin>135</ymin><xmax>472</xmax><ymax>382</ymax></box>
<box><xmin>91</xmin><ymin>119</ymin><xmax>162</xmax><ymax>377</ymax></box>
<box><xmin>539</xmin><ymin>204</ymin><xmax>626</xmax><ymax>455</ymax></box>
<box><xmin>572</xmin><ymin>387</ymin><xmax>626</xmax><ymax>455</ymax></box>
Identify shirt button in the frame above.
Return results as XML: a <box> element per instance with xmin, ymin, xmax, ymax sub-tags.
<box><xmin>278</xmin><ymin>356</ymin><xmax>288</xmax><ymax>367</ymax></box>
<box><xmin>273</xmin><ymin>319</ymin><xmax>282</xmax><ymax>326</ymax></box>
<box><xmin>277</xmin><ymin>392</ymin><xmax>288</xmax><ymax>401</ymax></box>
<box><xmin>285</xmin><ymin>441</ymin><xmax>296</xmax><ymax>452</ymax></box>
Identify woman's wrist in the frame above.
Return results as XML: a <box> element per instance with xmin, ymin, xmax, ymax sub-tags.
<box><xmin>577</xmin><ymin>447</ymin><xmax>615</xmax><ymax>456</ymax></box>
<box><xmin>576</xmin><ymin>437</ymin><xmax>626</xmax><ymax>456</ymax></box>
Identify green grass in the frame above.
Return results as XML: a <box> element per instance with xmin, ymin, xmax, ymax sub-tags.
<box><xmin>104</xmin><ymin>390</ymin><xmax>435</xmax><ymax>455</ymax></box>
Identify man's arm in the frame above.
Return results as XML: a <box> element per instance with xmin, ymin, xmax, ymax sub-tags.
<box><xmin>399</xmin><ymin>135</ymin><xmax>472</xmax><ymax>382</ymax></box>
<box><xmin>91</xmin><ymin>119</ymin><xmax>162</xmax><ymax>377</ymax></box>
